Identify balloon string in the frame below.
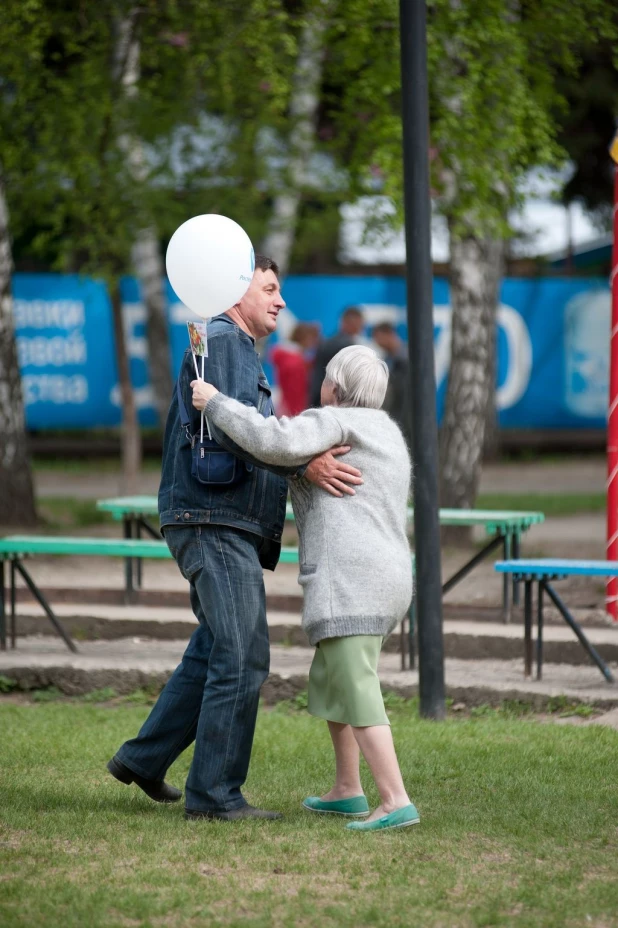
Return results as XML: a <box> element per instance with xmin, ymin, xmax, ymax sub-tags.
<box><xmin>200</xmin><ymin>355</ymin><xmax>204</xmax><ymax>443</ymax></box>
<box><xmin>199</xmin><ymin>354</ymin><xmax>212</xmax><ymax>441</ymax></box>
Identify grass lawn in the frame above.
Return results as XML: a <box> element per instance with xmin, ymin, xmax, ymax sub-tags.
<box><xmin>1</xmin><ymin>701</ymin><xmax>618</xmax><ymax>928</ymax></box>
<box><xmin>476</xmin><ymin>493</ymin><xmax>606</xmax><ymax>517</ymax></box>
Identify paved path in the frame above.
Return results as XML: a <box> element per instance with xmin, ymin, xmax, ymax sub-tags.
<box><xmin>2</xmin><ymin>637</ymin><xmax>617</xmax><ymax>707</ymax></box>
<box><xmin>34</xmin><ymin>456</ymin><xmax>607</xmax><ymax>500</ymax></box>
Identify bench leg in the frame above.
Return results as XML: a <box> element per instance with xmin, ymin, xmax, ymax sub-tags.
<box><xmin>524</xmin><ymin>580</ymin><xmax>533</xmax><ymax>677</ymax></box>
<box><xmin>135</xmin><ymin>519</ymin><xmax>143</xmax><ymax>589</ymax></box>
<box><xmin>543</xmin><ymin>582</ymin><xmax>614</xmax><ymax>684</ymax></box>
<box><xmin>0</xmin><ymin>559</ymin><xmax>6</xmax><ymax>651</ymax></box>
<box><xmin>10</xmin><ymin>560</ymin><xmax>16</xmax><ymax>649</ymax></box>
<box><xmin>14</xmin><ymin>562</ymin><xmax>78</xmax><ymax>654</ymax></box>
<box><xmin>123</xmin><ymin>517</ymin><xmax>135</xmax><ymax>604</ymax></box>
<box><xmin>140</xmin><ymin>518</ymin><xmax>160</xmax><ymax>540</ymax></box>
<box><xmin>512</xmin><ymin>531</ymin><xmax>521</xmax><ymax>606</ymax></box>
<box><xmin>537</xmin><ymin>581</ymin><xmax>544</xmax><ymax>681</ymax></box>
<box><xmin>442</xmin><ymin>534</ymin><xmax>504</xmax><ymax>595</ymax></box>
<box><xmin>502</xmin><ymin>533</ymin><xmax>512</xmax><ymax>624</ymax></box>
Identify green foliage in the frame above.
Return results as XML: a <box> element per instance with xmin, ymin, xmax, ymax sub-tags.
<box><xmin>0</xmin><ymin>675</ymin><xmax>18</xmax><ymax>693</ymax></box>
<box><xmin>321</xmin><ymin>0</ymin><xmax>618</xmax><ymax>240</ymax></box>
<box><xmin>120</xmin><ymin>684</ymin><xmax>161</xmax><ymax>705</ymax></box>
<box><xmin>2</xmin><ymin>0</ymin><xmax>617</xmax><ymax>272</ymax></box>
<box><xmin>37</xmin><ymin>497</ymin><xmax>109</xmax><ymax>530</ymax></box>
<box><xmin>82</xmin><ymin>687</ymin><xmax>117</xmax><ymax>703</ymax></box>
<box><xmin>477</xmin><ymin>492</ymin><xmax>606</xmax><ymax>516</ymax></box>
<box><xmin>31</xmin><ymin>686</ymin><xmax>63</xmax><ymax>702</ymax></box>
<box><xmin>547</xmin><ymin>695</ymin><xmax>599</xmax><ymax>718</ymax></box>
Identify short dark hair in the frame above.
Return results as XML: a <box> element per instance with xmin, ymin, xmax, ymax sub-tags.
<box><xmin>254</xmin><ymin>254</ymin><xmax>280</xmax><ymax>278</ymax></box>
<box><xmin>372</xmin><ymin>322</ymin><xmax>396</xmax><ymax>336</ymax></box>
<box><xmin>342</xmin><ymin>306</ymin><xmax>363</xmax><ymax>320</ymax></box>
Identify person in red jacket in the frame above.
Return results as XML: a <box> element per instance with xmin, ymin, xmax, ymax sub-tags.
<box><xmin>271</xmin><ymin>322</ymin><xmax>320</xmax><ymax>416</ymax></box>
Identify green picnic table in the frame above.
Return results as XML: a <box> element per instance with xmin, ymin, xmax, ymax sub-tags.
<box><xmin>0</xmin><ymin>535</ymin><xmax>299</xmax><ymax>652</ymax></box>
<box><xmin>97</xmin><ymin>496</ymin><xmax>544</xmax><ymax>622</ymax></box>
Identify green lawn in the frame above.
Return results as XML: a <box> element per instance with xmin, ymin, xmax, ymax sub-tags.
<box><xmin>1</xmin><ymin>701</ymin><xmax>618</xmax><ymax>928</ymax></box>
<box><xmin>476</xmin><ymin>493</ymin><xmax>606</xmax><ymax>516</ymax></box>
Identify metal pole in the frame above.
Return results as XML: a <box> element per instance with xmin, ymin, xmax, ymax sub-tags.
<box><xmin>399</xmin><ymin>0</ymin><xmax>445</xmax><ymax>719</ymax></box>
<box><xmin>606</xmin><ymin>147</ymin><xmax>618</xmax><ymax>620</ymax></box>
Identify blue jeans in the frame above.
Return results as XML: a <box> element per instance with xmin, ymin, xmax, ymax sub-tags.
<box><xmin>116</xmin><ymin>525</ymin><xmax>270</xmax><ymax>812</ymax></box>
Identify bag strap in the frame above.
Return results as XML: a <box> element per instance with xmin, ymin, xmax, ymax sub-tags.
<box><xmin>176</xmin><ymin>377</ymin><xmax>194</xmax><ymax>445</ymax></box>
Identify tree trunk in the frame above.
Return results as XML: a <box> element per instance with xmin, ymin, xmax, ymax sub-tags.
<box><xmin>439</xmin><ymin>227</ymin><xmax>503</xmax><ymax>544</ymax></box>
<box><xmin>260</xmin><ymin>1</ymin><xmax>331</xmax><ymax>275</ymax></box>
<box><xmin>132</xmin><ymin>230</ymin><xmax>172</xmax><ymax>424</ymax></box>
<box><xmin>0</xmin><ymin>174</ymin><xmax>37</xmax><ymax>526</ymax></box>
<box><xmin>111</xmin><ymin>282</ymin><xmax>141</xmax><ymax>493</ymax></box>
<box><xmin>117</xmin><ymin>11</ymin><xmax>172</xmax><ymax>427</ymax></box>
<box><xmin>482</xmin><ymin>239</ymin><xmax>505</xmax><ymax>462</ymax></box>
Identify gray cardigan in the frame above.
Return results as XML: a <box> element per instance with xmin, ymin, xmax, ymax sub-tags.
<box><xmin>205</xmin><ymin>392</ymin><xmax>413</xmax><ymax>645</ymax></box>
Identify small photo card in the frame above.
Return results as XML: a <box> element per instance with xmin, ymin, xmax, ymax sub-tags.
<box><xmin>187</xmin><ymin>321</ymin><xmax>208</xmax><ymax>357</ymax></box>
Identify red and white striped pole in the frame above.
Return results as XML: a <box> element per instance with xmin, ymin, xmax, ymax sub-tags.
<box><xmin>606</xmin><ymin>133</ymin><xmax>618</xmax><ymax>620</ymax></box>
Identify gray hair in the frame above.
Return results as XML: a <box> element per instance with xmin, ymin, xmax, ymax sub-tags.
<box><xmin>325</xmin><ymin>345</ymin><xmax>389</xmax><ymax>409</ymax></box>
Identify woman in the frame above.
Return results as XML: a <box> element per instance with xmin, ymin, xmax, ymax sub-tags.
<box><xmin>191</xmin><ymin>345</ymin><xmax>418</xmax><ymax>832</ymax></box>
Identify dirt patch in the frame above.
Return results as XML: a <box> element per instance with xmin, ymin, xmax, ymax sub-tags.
<box><xmin>0</xmin><ymin>828</ymin><xmax>30</xmax><ymax>850</ymax></box>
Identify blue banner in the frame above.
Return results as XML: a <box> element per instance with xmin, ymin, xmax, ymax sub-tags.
<box><xmin>12</xmin><ymin>272</ymin><xmax>610</xmax><ymax>431</ymax></box>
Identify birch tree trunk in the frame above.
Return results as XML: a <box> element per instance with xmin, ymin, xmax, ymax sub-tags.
<box><xmin>261</xmin><ymin>1</ymin><xmax>331</xmax><ymax>275</ymax></box>
<box><xmin>117</xmin><ymin>12</ymin><xmax>172</xmax><ymax>427</ymax></box>
<box><xmin>0</xmin><ymin>175</ymin><xmax>37</xmax><ymax>525</ymax></box>
<box><xmin>439</xmin><ymin>227</ymin><xmax>504</xmax><ymax>543</ymax></box>
<box><xmin>482</xmin><ymin>238</ymin><xmax>505</xmax><ymax>462</ymax></box>
<box><xmin>132</xmin><ymin>231</ymin><xmax>172</xmax><ymax>423</ymax></box>
<box><xmin>111</xmin><ymin>282</ymin><xmax>141</xmax><ymax>492</ymax></box>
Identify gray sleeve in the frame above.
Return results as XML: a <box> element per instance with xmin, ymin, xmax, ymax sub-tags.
<box><xmin>205</xmin><ymin>392</ymin><xmax>345</xmax><ymax>466</ymax></box>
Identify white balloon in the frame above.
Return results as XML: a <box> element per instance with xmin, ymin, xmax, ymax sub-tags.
<box><xmin>165</xmin><ymin>215</ymin><xmax>255</xmax><ymax>319</ymax></box>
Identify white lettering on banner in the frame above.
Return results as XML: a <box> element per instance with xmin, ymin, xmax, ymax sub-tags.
<box><xmin>109</xmin><ymin>383</ymin><xmax>155</xmax><ymax>411</ymax></box>
<box><xmin>17</xmin><ymin>333</ymin><xmax>87</xmax><ymax>368</ymax></box>
<box><xmin>122</xmin><ymin>302</ymin><xmax>148</xmax><ymax>360</ymax></box>
<box><xmin>170</xmin><ymin>300</ymin><xmax>197</xmax><ymax>325</ymax></box>
<box><xmin>357</xmin><ymin>302</ymin><xmax>532</xmax><ymax>410</ymax></box>
<box><xmin>13</xmin><ymin>299</ymin><xmax>85</xmax><ymax>330</ymax></box>
<box><xmin>22</xmin><ymin>375</ymin><xmax>89</xmax><ymax>405</ymax></box>
<box><xmin>357</xmin><ymin>304</ymin><xmax>454</xmax><ymax>387</ymax></box>
<box><xmin>496</xmin><ymin>304</ymin><xmax>532</xmax><ymax>410</ymax></box>
<box><xmin>433</xmin><ymin>306</ymin><xmax>451</xmax><ymax>388</ymax></box>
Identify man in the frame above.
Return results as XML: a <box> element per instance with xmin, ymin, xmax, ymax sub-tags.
<box><xmin>372</xmin><ymin>322</ymin><xmax>411</xmax><ymax>447</ymax></box>
<box><xmin>309</xmin><ymin>306</ymin><xmax>365</xmax><ymax>407</ymax></box>
<box><xmin>107</xmin><ymin>256</ymin><xmax>362</xmax><ymax>821</ymax></box>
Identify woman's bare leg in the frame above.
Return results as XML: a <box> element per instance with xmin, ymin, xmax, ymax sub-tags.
<box><xmin>320</xmin><ymin>721</ymin><xmax>364</xmax><ymax>800</ymax></box>
<box><xmin>352</xmin><ymin>725</ymin><xmax>411</xmax><ymax>822</ymax></box>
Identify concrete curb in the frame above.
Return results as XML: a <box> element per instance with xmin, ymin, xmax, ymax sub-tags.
<box><xmin>11</xmin><ymin>612</ymin><xmax>618</xmax><ymax>666</ymax></box>
<box><xmin>3</xmin><ymin>665</ymin><xmax>618</xmax><ymax>711</ymax></box>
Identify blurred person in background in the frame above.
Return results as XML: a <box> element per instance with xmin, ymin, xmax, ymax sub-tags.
<box><xmin>309</xmin><ymin>306</ymin><xmax>365</xmax><ymax>407</ymax></box>
<box><xmin>271</xmin><ymin>322</ymin><xmax>320</xmax><ymax>416</ymax></box>
<box><xmin>372</xmin><ymin>322</ymin><xmax>411</xmax><ymax>448</ymax></box>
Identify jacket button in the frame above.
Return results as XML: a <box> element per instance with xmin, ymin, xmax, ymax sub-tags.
<box><xmin>175</xmin><ymin>514</ymin><xmax>179</xmax><ymax>521</ymax></box>
<box><xmin>183</xmin><ymin>512</ymin><xmax>191</xmax><ymax>521</ymax></box>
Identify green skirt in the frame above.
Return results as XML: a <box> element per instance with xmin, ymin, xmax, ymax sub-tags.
<box><xmin>307</xmin><ymin>635</ymin><xmax>390</xmax><ymax>728</ymax></box>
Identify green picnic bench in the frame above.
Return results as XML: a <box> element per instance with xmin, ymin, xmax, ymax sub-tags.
<box><xmin>97</xmin><ymin>496</ymin><xmax>544</xmax><ymax>622</ymax></box>
<box><xmin>0</xmin><ymin>536</ymin><xmax>299</xmax><ymax>653</ymax></box>
<box><xmin>495</xmin><ymin>559</ymin><xmax>616</xmax><ymax>684</ymax></box>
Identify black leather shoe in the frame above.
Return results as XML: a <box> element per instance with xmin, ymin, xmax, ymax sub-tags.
<box><xmin>107</xmin><ymin>755</ymin><xmax>182</xmax><ymax>803</ymax></box>
<box><xmin>185</xmin><ymin>805</ymin><xmax>283</xmax><ymax>821</ymax></box>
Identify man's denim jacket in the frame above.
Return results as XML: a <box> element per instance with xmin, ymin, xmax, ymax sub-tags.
<box><xmin>158</xmin><ymin>314</ymin><xmax>306</xmax><ymax>569</ymax></box>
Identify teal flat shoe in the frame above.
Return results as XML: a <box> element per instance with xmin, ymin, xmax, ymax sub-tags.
<box><xmin>302</xmin><ymin>795</ymin><xmax>370</xmax><ymax>817</ymax></box>
<box><xmin>346</xmin><ymin>803</ymin><xmax>420</xmax><ymax>832</ymax></box>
